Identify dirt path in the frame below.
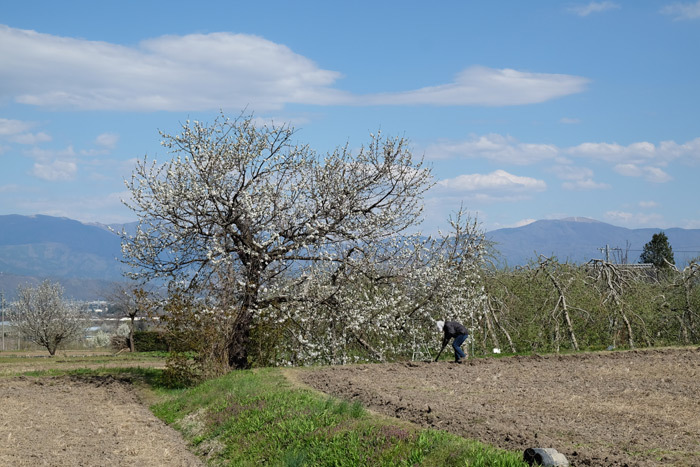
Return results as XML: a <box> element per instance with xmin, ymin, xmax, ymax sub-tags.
<box><xmin>297</xmin><ymin>347</ymin><xmax>700</xmax><ymax>466</ymax></box>
<box><xmin>0</xmin><ymin>375</ymin><xmax>202</xmax><ymax>467</ymax></box>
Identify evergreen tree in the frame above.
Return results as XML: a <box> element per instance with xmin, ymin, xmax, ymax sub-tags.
<box><xmin>639</xmin><ymin>231</ymin><xmax>675</xmax><ymax>269</ymax></box>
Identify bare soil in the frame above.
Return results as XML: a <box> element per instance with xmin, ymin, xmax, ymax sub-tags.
<box><xmin>0</xmin><ymin>375</ymin><xmax>202</xmax><ymax>466</ymax></box>
<box><xmin>296</xmin><ymin>347</ymin><xmax>700</xmax><ymax>466</ymax></box>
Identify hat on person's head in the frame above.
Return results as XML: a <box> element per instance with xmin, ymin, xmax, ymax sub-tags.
<box><xmin>436</xmin><ymin>320</ymin><xmax>445</xmax><ymax>332</ymax></box>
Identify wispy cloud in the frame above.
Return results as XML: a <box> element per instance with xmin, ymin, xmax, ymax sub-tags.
<box><xmin>361</xmin><ymin>67</ymin><xmax>589</xmax><ymax>107</ymax></box>
<box><xmin>437</xmin><ymin>170</ymin><xmax>547</xmax><ymax>193</ymax></box>
<box><xmin>0</xmin><ymin>118</ymin><xmax>50</xmax><ymax>145</ymax></box>
<box><xmin>604</xmin><ymin>210</ymin><xmax>665</xmax><ymax>227</ymax></box>
<box><xmin>613</xmin><ymin>164</ymin><xmax>673</xmax><ymax>183</ymax></box>
<box><xmin>661</xmin><ymin>1</ymin><xmax>700</xmax><ymax>20</ymax></box>
<box><xmin>562</xmin><ymin>179</ymin><xmax>611</xmax><ymax>190</ymax></box>
<box><xmin>639</xmin><ymin>200</ymin><xmax>659</xmax><ymax>208</ymax></box>
<box><xmin>426</xmin><ymin>134</ymin><xmax>560</xmax><ymax>164</ymax></box>
<box><xmin>550</xmin><ymin>164</ymin><xmax>594</xmax><ymax>180</ymax></box>
<box><xmin>9</xmin><ymin>132</ymin><xmax>51</xmax><ymax>145</ymax></box>
<box><xmin>429</xmin><ymin>133</ymin><xmax>700</xmax><ymax>180</ymax></box>
<box><xmin>81</xmin><ymin>132</ymin><xmax>120</xmax><ymax>156</ymax></box>
<box><xmin>0</xmin><ymin>118</ymin><xmax>35</xmax><ymax>135</ymax></box>
<box><xmin>568</xmin><ymin>2</ymin><xmax>621</xmax><ymax>17</ymax></box>
<box><xmin>513</xmin><ymin>218</ymin><xmax>537</xmax><ymax>227</ymax></box>
<box><xmin>31</xmin><ymin>159</ymin><xmax>77</xmax><ymax>181</ymax></box>
<box><xmin>14</xmin><ymin>190</ymin><xmax>134</xmax><ymax>223</ymax></box>
<box><xmin>95</xmin><ymin>133</ymin><xmax>119</xmax><ymax>149</ymax></box>
<box><xmin>550</xmin><ymin>165</ymin><xmax>609</xmax><ymax>190</ymax></box>
<box><xmin>0</xmin><ymin>25</ymin><xmax>588</xmax><ymax>111</ymax></box>
<box><xmin>22</xmin><ymin>145</ymin><xmax>78</xmax><ymax>181</ymax></box>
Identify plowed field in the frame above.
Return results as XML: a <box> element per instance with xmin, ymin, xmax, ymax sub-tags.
<box><xmin>298</xmin><ymin>347</ymin><xmax>700</xmax><ymax>466</ymax></box>
<box><xmin>0</xmin><ymin>375</ymin><xmax>202</xmax><ymax>466</ymax></box>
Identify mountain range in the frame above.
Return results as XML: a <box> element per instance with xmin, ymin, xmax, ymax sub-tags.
<box><xmin>486</xmin><ymin>217</ymin><xmax>700</xmax><ymax>268</ymax></box>
<box><xmin>1</xmin><ymin>214</ymin><xmax>699</xmax><ymax>300</ymax></box>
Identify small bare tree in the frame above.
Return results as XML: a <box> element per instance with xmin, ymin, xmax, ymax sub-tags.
<box><xmin>588</xmin><ymin>260</ymin><xmax>650</xmax><ymax>349</ymax></box>
<box><xmin>536</xmin><ymin>256</ymin><xmax>580</xmax><ymax>352</ymax></box>
<box><xmin>9</xmin><ymin>281</ymin><xmax>86</xmax><ymax>356</ymax></box>
<box><xmin>665</xmin><ymin>260</ymin><xmax>700</xmax><ymax>344</ymax></box>
<box><xmin>109</xmin><ymin>285</ymin><xmax>151</xmax><ymax>352</ymax></box>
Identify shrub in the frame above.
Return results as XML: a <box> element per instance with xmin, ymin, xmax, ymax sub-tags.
<box><xmin>160</xmin><ymin>352</ymin><xmax>202</xmax><ymax>388</ymax></box>
<box><xmin>111</xmin><ymin>335</ymin><xmax>129</xmax><ymax>351</ymax></box>
<box><xmin>133</xmin><ymin>330</ymin><xmax>169</xmax><ymax>352</ymax></box>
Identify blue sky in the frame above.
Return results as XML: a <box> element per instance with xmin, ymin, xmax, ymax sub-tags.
<box><xmin>1</xmin><ymin>1</ymin><xmax>699</xmax><ymax>233</ymax></box>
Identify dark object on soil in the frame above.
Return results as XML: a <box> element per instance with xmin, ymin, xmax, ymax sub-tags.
<box><xmin>523</xmin><ymin>448</ymin><xmax>569</xmax><ymax>466</ymax></box>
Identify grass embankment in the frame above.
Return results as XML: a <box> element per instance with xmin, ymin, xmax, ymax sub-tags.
<box><xmin>152</xmin><ymin>367</ymin><xmax>527</xmax><ymax>466</ymax></box>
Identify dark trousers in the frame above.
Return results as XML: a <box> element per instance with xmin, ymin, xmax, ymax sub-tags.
<box><xmin>453</xmin><ymin>333</ymin><xmax>468</xmax><ymax>360</ymax></box>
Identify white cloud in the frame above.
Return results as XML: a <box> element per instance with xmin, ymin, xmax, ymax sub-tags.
<box><xmin>9</xmin><ymin>132</ymin><xmax>52</xmax><ymax>145</ymax></box>
<box><xmin>0</xmin><ymin>183</ymin><xmax>21</xmax><ymax>193</ymax></box>
<box><xmin>0</xmin><ymin>26</ymin><xmax>588</xmax><ymax>111</ymax></box>
<box><xmin>550</xmin><ymin>164</ymin><xmax>594</xmax><ymax>180</ymax></box>
<box><xmin>15</xmin><ymin>190</ymin><xmax>136</xmax><ymax>224</ymax></box>
<box><xmin>514</xmin><ymin>218</ymin><xmax>537</xmax><ymax>227</ymax></box>
<box><xmin>569</xmin><ymin>2</ymin><xmax>621</xmax><ymax>16</ymax></box>
<box><xmin>81</xmin><ymin>132</ymin><xmax>120</xmax><ymax>156</ymax></box>
<box><xmin>661</xmin><ymin>1</ymin><xmax>700</xmax><ymax>20</ymax></box>
<box><xmin>427</xmin><ymin>134</ymin><xmax>559</xmax><ymax>164</ymax></box>
<box><xmin>437</xmin><ymin>169</ymin><xmax>547</xmax><ymax>193</ymax></box>
<box><xmin>566</xmin><ymin>138</ymin><xmax>700</xmax><ymax>165</ymax></box>
<box><xmin>604</xmin><ymin>210</ymin><xmax>665</xmax><ymax>227</ymax></box>
<box><xmin>0</xmin><ymin>26</ymin><xmax>344</xmax><ymax>112</ymax></box>
<box><xmin>567</xmin><ymin>141</ymin><xmax>658</xmax><ymax>163</ymax></box>
<box><xmin>31</xmin><ymin>160</ymin><xmax>77</xmax><ymax>181</ymax></box>
<box><xmin>0</xmin><ymin>118</ymin><xmax>35</xmax><ymax>136</ymax></box>
<box><xmin>613</xmin><ymin>164</ymin><xmax>672</xmax><ymax>182</ymax></box>
<box><xmin>550</xmin><ymin>164</ymin><xmax>610</xmax><ymax>190</ymax></box>
<box><xmin>639</xmin><ymin>200</ymin><xmax>659</xmax><ymax>208</ymax></box>
<box><xmin>95</xmin><ymin>133</ymin><xmax>119</xmax><ymax>149</ymax></box>
<box><xmin>562</xmin><ymin>179</ymin><xmax>610</xmax><ymax>190</ymax></box>
<box><xmin>427</xmin><ymin>134</ymin><xmax>700</xmax><ymax>181</ymax></box>
<box><xmin>362</xmin><ymin>66</ymin><xmax>589</xmax><ymax>107</ymax></box>
<box><xmin>24</xmin><ymin>145</ymin><xmax>76</xmax><ymax>160</ymax></box>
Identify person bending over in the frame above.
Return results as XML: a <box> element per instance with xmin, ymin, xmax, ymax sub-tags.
<box><xmin>436</xmin><ymin>320</ymin><xmax>469</xmax><ymax>363</ymax></box>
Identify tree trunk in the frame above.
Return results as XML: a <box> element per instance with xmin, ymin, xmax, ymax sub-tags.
<box><xmin>621</xmin><ymin>309</ymin><xmax>635</xmax><ymax>349</ymax></box>
<box><xmin>489</xmin><ymin>302</ymin><xmax>516</xmax><ymax>353</ymax></box>
<box><xmin>129</xmin><ymin>315</ymin><xmax>136</xmax><ymax>352</ymax></box>
<box><xmin>545</xmin><ymin>268</ymin><xmax>579</xmax><ymax>352</ymax></box>
<box><xmin>484</xmin><ymin>308</ymin><xmax>500</xmax><ymax>350</ymax></box>
<box><xmin>560</xmin><ymin>295</ymin><xmax>579</xmax><ymax>351</ymax></box>
<box><xmin>228</xmin><ymin>307</ymin><xmax>253</xmax><ymax>369</ymax></box>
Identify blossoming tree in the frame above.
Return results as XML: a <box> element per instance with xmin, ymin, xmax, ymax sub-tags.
<box><xmin>121</xmin><ymin>113</ymin><xmax>440</xmax><ymax>369</ymax></box>
<box><xmin>10</xmin><ymin>281</ymin><xmax>86</xmax><ymax>356</ymax></box>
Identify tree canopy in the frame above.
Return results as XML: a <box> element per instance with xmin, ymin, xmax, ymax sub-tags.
<box><xmin>9</xmin><ymin>280</ymin><xmax>85</xmax><ymax>356</ymax></box>
<box><xmin>120</xmin><ymin>113</ymin><xmax>486</xmax><ymax>370</ymax></box>
<box><xmin>639</xmin><ymin>231</ymin><xmax>675</xmax><ymax>269</ymax></box>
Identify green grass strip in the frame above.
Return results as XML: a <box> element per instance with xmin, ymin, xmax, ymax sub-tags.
<box><xmin>151</xmin><ymin>368</ymin><xmax>527</xmax><ymax>466</ymax></box>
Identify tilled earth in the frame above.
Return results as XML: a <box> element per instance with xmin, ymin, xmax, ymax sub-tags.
<box><xmin>0</xmin><ymin>375</ymin><xmax>202</xmax><ymax>467</ymax></box>
<box><xmin>297</xmin><ymin>347</ymin><xmax>700</xmax><ymax>466</ymax></box>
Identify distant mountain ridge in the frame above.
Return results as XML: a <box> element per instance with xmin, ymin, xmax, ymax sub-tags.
<box><xmin>486</xmin><ymin>217</ymin><xmax>700</xmax><ymax>267</ymax></box>
<box><xmin>1</xmin><ymin>214</ymin><xmax>699</xmax><ymax>299</ymax></box>
<box><xmin>0</xmin><ymin>215</ymin><xmax>127</xmax><ymax>299</ymax></box>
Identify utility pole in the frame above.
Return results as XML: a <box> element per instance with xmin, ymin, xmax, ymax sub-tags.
<box><xmin>599</xmin><ymin>245</ymin><xmax>624</xmax><ymax>263</ymax></box>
